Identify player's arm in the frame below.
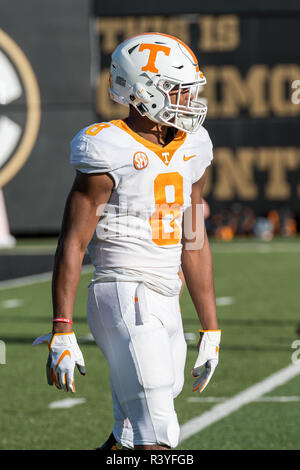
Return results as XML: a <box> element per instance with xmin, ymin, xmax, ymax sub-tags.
<box><xmin>181</xmin><ymin>171</ymin><xmax>220</xmax><ymax>393</ymax></box>
<box><xmin>181</xmin><ymin>171</ymin><xmax>217</xmax><ymax>329</ymax></box>
<box><xmin>52</xmin><ymin>170</ymin><xmax>113</xmax><ymax>332</ymax></box>
<box><xmin>33</xmin><ymin>170</ymin><xmax>113</xmax><ymax>392</ymax></box>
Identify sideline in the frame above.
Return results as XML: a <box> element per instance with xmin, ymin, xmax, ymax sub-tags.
<box><xmin>0</xmin><ymin>265</ymin><xmax>93</xmax><ymax>290</ymax></box>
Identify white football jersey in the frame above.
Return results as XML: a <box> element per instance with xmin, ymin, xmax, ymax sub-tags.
<box><xmin>70</xmin><ymin>119</ymin><xmax>213</xmax><ymax>295</ymax></box>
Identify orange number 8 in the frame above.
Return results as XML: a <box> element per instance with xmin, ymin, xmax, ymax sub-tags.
<box><xmin>149</xmin><ymin>172</ymin><xmax>184</xmax><ymax>246</ymax></box>
<box><xmin>85</xmin><ymin>123</ymin><xmax>110</xmax><ymax>136</ymax></box>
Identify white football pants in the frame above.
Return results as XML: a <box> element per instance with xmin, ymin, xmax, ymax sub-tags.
<box><xmin>87</xmin><ymin>281</ymin><xmax>187</xmax><ymax>448</ymax></box>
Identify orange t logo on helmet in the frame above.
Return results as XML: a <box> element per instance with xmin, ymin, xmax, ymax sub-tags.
<box><xmin>139</xmin><ymin>43</ymin><xmax>171</xmax><ymax>73</ymax></box>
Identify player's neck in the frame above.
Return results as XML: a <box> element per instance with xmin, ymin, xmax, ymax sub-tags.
<box><xmin>124</xmin><ymin>107</ymin><xmax>176</xmax><ymax>147</ymax></box>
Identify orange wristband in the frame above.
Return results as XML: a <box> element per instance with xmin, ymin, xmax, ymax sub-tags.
<box><xmin>53</xmin><ymin>318</ymin><xmax>73</xmax><ymax>325</ymax></box>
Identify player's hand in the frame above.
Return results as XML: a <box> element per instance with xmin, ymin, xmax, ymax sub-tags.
<box><xmin>191</xmin><ymin>330</ymin><xmax>221</xmax><ymax>393</ymax></box>
<box><xmin>32</xmin><ymin>332</ymin><xmax>86</xmax><ymax>393</ymax></box>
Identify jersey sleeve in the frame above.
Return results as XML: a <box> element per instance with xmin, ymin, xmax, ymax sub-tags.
<box><xmin>191</xmin><ymin>128</ymin><xmax>213</xmax><ymax>184</ymax></box>
<box><xmin>69</xmin><ymin>131</ymin><xmax>120</xmax><ymax>187</ymax></box>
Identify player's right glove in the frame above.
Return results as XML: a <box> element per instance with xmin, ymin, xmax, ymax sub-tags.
<box><xmin>192</xmin><ymin>329</ymin><xmax>221</xmax><ymax>393</ymax></box>
<box><xmin>32</xmin><ymin>332</ymin><xmax>86</xmax><ymax>393</ymax></box>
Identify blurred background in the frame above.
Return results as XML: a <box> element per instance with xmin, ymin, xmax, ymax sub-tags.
<box><xmin>1</xmin><ymin>0</ymin><xmax>300</xmax><ymax>451</ymax></box>
<box><xmin>1</xmin><ymin>0</ymin><xmax>300</xmax><ymax>245</ymax></box>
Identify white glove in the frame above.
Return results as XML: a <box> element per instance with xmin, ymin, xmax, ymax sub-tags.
<box><xmin>192</xmin><ymin>330</ymin><xmax>221</xmax><ymax>393</ymax></box>
<box><xmin>32</xmin><ymin>332</ymin><xmax>86</xmax><ymax>393</ymax></box>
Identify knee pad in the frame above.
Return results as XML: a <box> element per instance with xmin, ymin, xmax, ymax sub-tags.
<box><xmin>173</xmin><ymin>375</ymin><xmax>185</xmax><ymax>399</ymax></box>
<box><xmin>154</xmin><ymin>410</ymin><xmax>180</xmax><ymax>448</ymax></box>
<box><xmin>115</xmin><ymin>412</ymin><xmax>180</xmax><ymax>448</ymax></box>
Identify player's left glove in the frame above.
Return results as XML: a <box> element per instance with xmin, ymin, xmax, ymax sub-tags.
<box><xmin>32</xmin><ymin>332</ymin><xmax>86</xmax><ymax>393</ymax></box>
<box><xmin>192</xmin><ymin>330</ymin><xmax>221</xmax><ymax>393</ymax></box>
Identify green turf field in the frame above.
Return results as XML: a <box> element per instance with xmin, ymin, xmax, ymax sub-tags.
<box><xmin>1</xmin><ymin>237</ymin><xmax>300</xmax><ymax>450</ymax></box>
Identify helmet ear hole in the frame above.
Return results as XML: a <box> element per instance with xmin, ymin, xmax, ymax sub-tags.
<box><xmin>136</xmin><ymin>103</ymin><xmax>148</xmax><ymax>115</ymax></box>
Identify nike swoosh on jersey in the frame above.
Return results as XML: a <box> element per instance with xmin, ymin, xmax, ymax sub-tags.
<box><xmin>55</xmin><ymin>350</ymin><xmax>71</xmax><ymax>370</ymax></box>
<box><xmin>183</xmin><ymin>154</ymin><xmax>197</xmax><ymax>161</ymax></box>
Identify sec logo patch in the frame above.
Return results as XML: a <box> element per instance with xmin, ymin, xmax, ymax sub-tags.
<box><xmin>0</xmin><ymin>29</ymin><xmax>41</xmax><ymax>187</ymax></box>
<box><xmin>133</xmin><ymin>151</ymin><xmax>149</xmax><ymax>170</ymax></box>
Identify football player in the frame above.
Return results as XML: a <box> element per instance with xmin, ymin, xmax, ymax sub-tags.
<box><xmin>34</xmin><ymin>32</ymin><xmax>220</xmax><ymax>450</ymax></box>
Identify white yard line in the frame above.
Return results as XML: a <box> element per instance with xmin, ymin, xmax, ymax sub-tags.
<box><xmin>48</xmin><ymin>398</ymin><xmax>86</xmax><ymax>409</ymax></box>
<box><xmin>0</xmin><ymin>265</ymin><xmax>93</xmax><ymax>290</ymax></box>
<box><xmin>179</xmin><ymin>362</ymin><xmax>300</xmax><ymax>443</ymax></box>
<box><xmin>0</xmin><ymin>246</ymin><xmax>56</xmax><ymax>255</ymax></box>
<box><xmin>187</xmin><ymin>395</ymin><xmax>300</xmax><ymax>403</ymax></box>
<box><xmin>216</xmin><ymin>296</ymin><xmax>234</xmax><ymax>306</ymax></box>
<box><xmin>1</xmin><ymin>298</ymin><xmax>23</xmax><ymax>308</ymax></box>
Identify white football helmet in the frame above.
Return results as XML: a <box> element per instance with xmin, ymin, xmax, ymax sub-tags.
<box><xmin>108</xmin><ymin>32</ymin><xmax>207</xmax><ymax>133</ymax></box>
